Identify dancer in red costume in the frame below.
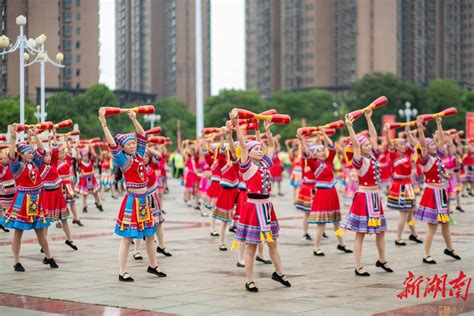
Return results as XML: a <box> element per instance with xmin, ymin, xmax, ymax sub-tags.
<box><xmin>40</xmin><ymin>130</ymin><xmax>78</xmax><ymax>251</ymax></box>
<box><xmin>231</xmin><ymin>111</ymin><xmax>290</xmax><ymax>293</ymax></box>
<box><xmin>76</xmin><ymin>145</ymin><xmax>103</xmax><ymax>213</ymax></box>
<box><xmin>342</xmin><ymin>110</ymin><xmax>393</xmax><ymax>277</ymax></box>
<box><xmin>414</xmin><ymin>117</ymin><xmax>461</xmax><ymax>264</ymax></box>
<box><xmin>0</xmin><ymin>147</ymin><xmax>15</xmax><ymax>232</ymax></box>
<box><xmin>383</xmin><ymin>124</ymin><xmax>422</xmax><ymax>246</ymax></box>
<box><xmin>99</xmin><ymin>109</ymin><xmax>166</xmax><ymax>282</ymax></box>
<box><xmin>0</xmin><ymin>126</ymin><xmax>58</xmax><ymax>271</ymax></box>
<box><xmin>298</xmin><ymin>128</ymin><xmax>352</xmax><ymax>257</ymax></box>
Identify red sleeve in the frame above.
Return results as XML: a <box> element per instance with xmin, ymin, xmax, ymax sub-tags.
<box><xmin>326</xmin><ymin>147</ymin><xmax>336</xmax><ymax>164</ymax></box>
<box><xmin>51</xmin><ymin>148</ymin><xmax>60</xmax><ymax>166</ymax></box>
<box><xmin>217</xmin><ymin>148</ymin><xmax>227</xmax><ymax>169</ymax></box>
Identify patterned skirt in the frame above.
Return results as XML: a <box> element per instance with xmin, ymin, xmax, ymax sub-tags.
<box><xmin>213</xmin><ymin>187</ymin><xmax>239</xmax><ymax>222</ymax></box>
<box><xmin>62</xmin><ymin>181</ymin><xmax>76</xmax><ymax>204</ymax></box>
<box><xmin>308</xmin><ymin>187</ymin><xmax>341</xmax><ymax>224</ymax></box>
<box><xmin>233</xmin><ymin>189</ymin><xmax>246</xmax><ymax>221</ymax></box>
<box><xmin>115</xmin><ymin>192</ymin><xmax>156</xmax><ymax>238</ymax></box>
<box><xmin>415</xmin><ymin>186</ymin><xmax>449</xmax><ymax>225</ymax></box>
<box><xmin>387</xmin><ymin>181</ymin><xmax>416</xmax><ymax>211</ymax></box>
<box><xmin>41</xmin><ymin>187</ymin><xmax>70</xmax><ymax>222</ymax></box>
<box><xmin>0</xmin><ymin>180</ymin><xmax>15</xmax><ymax>211</ymax></box>
<box><xmin>342</xmin><ymin>190</ymin><xmax>387</xmax><ymax>234</ymax></box>
<box><xmin>100</xmin><ymin>170</ymin><xmax>115</xmax><ymax>188</ymax></box>
<box><xmin>76</xmin><ymin>174</ymin><xmax>99</xmax><ymax>195</ymax></box>
<box><xmin>295</xmin><ymin>182</ymin><xmax>313</xmax><ymax>213</ymax></box>
<box><xmin>235</xmin><ymin>198</ymin><xmax>280</xmax><ymax>244</ymax></box>
<box><xmin>0</xmin><ymin>189</ymin><xmax>50</xmax><ymax>230</ymax></box>
<box><xmin>147</xmin><ymin>187</ymin><xmax>164</xmax><ymax>225</ymax></box>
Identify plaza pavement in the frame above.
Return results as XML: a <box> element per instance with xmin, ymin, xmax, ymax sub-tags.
<box><xmin>0</xmin><ymin>179</ymin><xmax>473</xmax><ymax>315</ymax></box>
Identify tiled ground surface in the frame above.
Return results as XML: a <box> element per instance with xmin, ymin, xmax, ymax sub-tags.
<box><xmin>0</xmin><ymin>179</ymin><xmax>473</xmax><ymax>315</ymax></box>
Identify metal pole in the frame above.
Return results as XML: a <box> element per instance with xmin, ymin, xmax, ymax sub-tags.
<box><xmin>40</xmin><ymin>45</ymin><xmax>46</xmax><ymax>123</ymax></box>
<box><xmin>195</xmin><ymin>0</ymin><xmax>204</xmax><ymax>136</ymax></box>
<box><xmin>19</xmin><ymin>25</ymin><xmax>25</xmax><ymax>125</ymax></box>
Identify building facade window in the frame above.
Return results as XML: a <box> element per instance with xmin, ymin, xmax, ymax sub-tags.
<box><xmin>63</xmin><ymin>12</ymin><xmax>72</xmax><ymax>22</ymax></box>
<box><xmin>63</xmin><ymin>0</ymin><xmax>72</xmax><ymax>9</ymax></box>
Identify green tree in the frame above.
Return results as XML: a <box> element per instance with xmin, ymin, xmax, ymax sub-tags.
<box><xmin>153</xmin><ymin>98</ymin><xmax>196</xmax><ymax>147</ymax></box>
<box><xmin>271</xmin><ymin>89</ymin><xmax>336</xmax><ymax>125</ymax></box>
<box><xmin>346</xmin><ymin>72</ymin><xmax>425</xmax><ymax>131</ymax></box>
<box><xmin>0</xmin><ymin>98</ymin><xmax>36</xmax><ymax>132</ymax></box>
<box><xmin>205</xmin><ymin>89</ymin><xmax>265</xmax><ymax>127</ymax></box>
<box><xmin>424</xmin><ymin>79</ymin><xmax>464</xmax><ymax>130</ymax></box>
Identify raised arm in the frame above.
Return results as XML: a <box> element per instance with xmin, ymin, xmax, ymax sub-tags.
<box><xmin>364</xmin><ymin>109</ymin><xmax>377</xmax><ymax>149</ymax></box>
<box><xmin>225</xmin><ymin>124</ymin><xmax>237</xmax><ymax>158</ymax></box>
<box><xmin>405</xmin><ymin>126</ymin><xmax>417</xmax><ymax>147</ymax></box>
<box><xmin>435</xmin><ymin>117</ymin><xmax>445</xmax><ymax>152</ymax></box>
<box><xmin>319</xmin><ymin>127</ymin><xmax>334</xmax><ymax>147</ymax></box>
<box><xmin>345</xmin><ymin>114</ymin><xmax>361</xmax><ymax>161</ymax></box>
<box><xmin>8</xmin><ymin>125</ymin><xmax>16</xmax><ymax>159</ymax></box>
<box><xmin>297</xmin><ymin>132</ymin><xmax>309</xmax><ymax>156</ymax></box>
<box><xmin>231</xmin><ymin>110</ymin><xmax>248</xmax><ymax>163</ymax></box>
<box><xmin>384</xmin><ymin>123</ymin><xmax>394</xmax><ymax>149</ymax></box>
<box><xmin>416</xmin><ymin>116</ymin><xmax>428</xmax><ymax>158</ymax></box>
<box><xmin>128</xmin><ymin>111</ymin><xmax>145</xmax><ymax>137</ymax></box>
<box><xmin>264</xmin><ymin>120</ymin><xmax>275</xmax><ymax>158</ymax></box>
<box><xmin>98</xmin><ymin>111</ymin><xmax>117</xmax><ymax>147</ymax></box>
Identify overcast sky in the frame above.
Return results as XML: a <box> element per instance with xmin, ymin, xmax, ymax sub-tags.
<box><xmin>99</xmin><ymin>0</ymin><xmax>245</xmax><ymax>95</ymax></box>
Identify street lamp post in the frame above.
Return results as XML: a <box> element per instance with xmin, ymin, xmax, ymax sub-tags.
<box><xmin>24</xmin><ymin>41</ymin><xmax>64</xmax><ymax>123</ymax></box>
<box><xmin>398</xmin><ymin>101</ymin><xmax>418</xmax><ymax>123</ymax></box>
<box><xmin>144</xmin><ymin>114</ymin><xmax>161</xmax><ymax>129</ymax></box>
<box><xmin>0</xmin><ymin>15</ymin><xmax>42</xmax><ymax>125</ymax></box>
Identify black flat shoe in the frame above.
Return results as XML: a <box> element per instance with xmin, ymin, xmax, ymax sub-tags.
<box><xmin>456</xmin><ymin>206</ymin><xmax>465</xmax><ymax>213</ymax></box>
<box><xmin>255</xmin><ymin>255</ymin><xmax>272</xmax><ymax>264</ymax></box>
<box><xmin>271</xmin><ymin>271</ymin><xmax>291</xmax><ymax>287</ymax></box>
<box><xmin>82</xmin><ymin>207</ymin><xmax>88</xmax><ymax>213</ymax></box>
<box><xmin>0</xmin><ymin>224</ymin><xmax>10</xmax><ymax>232</ymax></box>
<box><xmin>236</xmin><ymin>261</ymin><xmax>245</xmax><ymax>268</ymax></box>
<box><xmin>43</xmin><ymin>257</ymin><xmax>59</xmax><ymax>269</ymax></box>
<box><xmin>245</xmin><ymin>281</ymin><xmax>259</xmax><ymax>292</ymax></box>
<box><xmin>210</xmin><ymin>231</ymin><xmax>219</xmax><ymax>237</ymax></box>
<box><xmin>147</xmin><ymin>266</ymin><xmax>167</xmax><ymax>277</ymax></box>
<box><xmin>355</xmin><ymin>267</ymin><xmax>370</xmax><ymax>276</ymax></box>
<box><xmin>228</xmin><ymin>226</ymin><xmax>237</xmax><ymax>233</ymax></box>
<box><xmin>156</xmin><ymin>246</ymin><xmax>172</xmax><ymax>257</ymax></box>
<box><xmin>119</xmin><ymin>272</ymin><xmax>134</xmax><ymax>282</ymax></box>
<box><xmin>302</xmin><ymin>233</ymin><xmax>312</xmax><ymax>241</ymax></box>
<box><xmin>72</xmin><ymin>219</ymin><xmax>84</xmax><ymax>227</ymax></box>
<box><xmin>322</xmin><ymin>232</ymin><xmax>329</xmax><ymax>239</ymax></box>
<box><xmin>65</xmin><ymin>240</ymin><xmax>78</xmax><ymax>250</ymax></box>
<box><xmin>423</xmin><ymin>256</ymin><xmax>437</xmax><ymax>264</ymax></box>
<box><xmin>95</xmin><ymin>203</ymin><xmax>104</xmax><ymax>212</ymax></box>
<box><xmin>444</xmin><ymin>249</ymin><xmax>461</xmax><ymax>260</ymax></box>
<box><xmin>133</xmin><ymin>252</ymin><xmax>143</xmax><ymax>260</ymax></box>
<box><xmin>375</xmin><ymin>260</ymin><xmax>393</xmax><ymax>273</ymax></box>
<box><xmin>337</xmin><ymin>244</ymin><xmax>353</xmax><ymax>253</ymax></box>
<box><xmin>409</xmin><ymin>234</ymin><xmax>423</xmax><ymax>244</ymax></box>
<box><xmin>40</xmin><ymin>248</ymin><xmax>44</xmax><ymax>253</ymax></box>
<box><xmin>14</xmin><ymin>262</ymin><xmax>25</xmax><ymax>272</ymax></box>
<box><xmin>219</xmin><ymin>244</ymin><xmax>228</xmax><ymax>251</ymax></box>
<box><xmin>313</xmin><ymin>249</ymin><xmax>325</xmax><ymax>257</ymax></box>
<box><xmin>395</xmin><ymin>239</ymin><xmax>407</xmax><ymax>246</ymax></box>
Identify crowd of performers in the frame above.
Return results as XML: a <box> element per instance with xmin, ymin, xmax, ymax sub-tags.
<box><xmin>177</xmin><ymin>105</ymin><xmax>471</xmax><ymax>292</ymax></box>
<box><xmin>0</xmin><ymin>100</ymin><xmax>473</xmax><ymax>293</ymax></box>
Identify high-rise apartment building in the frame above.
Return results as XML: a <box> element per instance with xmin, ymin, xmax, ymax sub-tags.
<box><xmin>0</xmin><ymin>0</ymin><xmax>99</xmax><ymax>101</ymax></box>
<box><xmin>246</xmin><ymin>0</ymin><xmax>474</xmax><ymax>96</ymax></box>
<box><xmin>115</xmin><ymin>0</ymin><xmax>211</xmax><ymax>112</ymax></box>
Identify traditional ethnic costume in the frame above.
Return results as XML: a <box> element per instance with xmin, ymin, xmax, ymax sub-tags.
<box><xmin>0</xmin><ymin>145</ymin><xmax>50</xmax><ymax>230</ymax></box>
<box><xmin>213</xmin><ymin>147</ymin><xmax>239</xmax><ymax>223</ymax></box>
<box><xmin>235</xmin><ymin>142</ymin><xmax>279</xmax><ymax>244</ymax></box>
<box><xmin>76</xmin><ymin>151</ymin><xmax>99</xmax><ymax>195</ymax></box>
<box><xmin>387</xmin><ymin>143</ymin><xmax>416</xmax><ymax>211</ymax></box>
<box><xmin>111</xmin><ymin>133</ymin><xmax>156</xmax><ymax>238</ymax></box>
<box><xmin>342</xmin><ymin>138</ymin><xmax>387</xmax><ymax>234</ymax></box>
<box><xmin>415</xmin><ymin>144</ymin><xmax>449</xmax><ymax>224</ymax></box>
<box><xmin>307</xmin><ymin>145</ymin><xmax>341</xmax><ymax>224</ymax></box>
<box><xmin>40</xmin><ymin>146</ymin><xmax>69</xmax><ymax>222</ymax></box>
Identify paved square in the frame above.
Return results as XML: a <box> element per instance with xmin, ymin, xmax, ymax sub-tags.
<box><xmin>0</xmin><ymin>179</ymin><xmax>473</xmax><ymax>315</ymax></box>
